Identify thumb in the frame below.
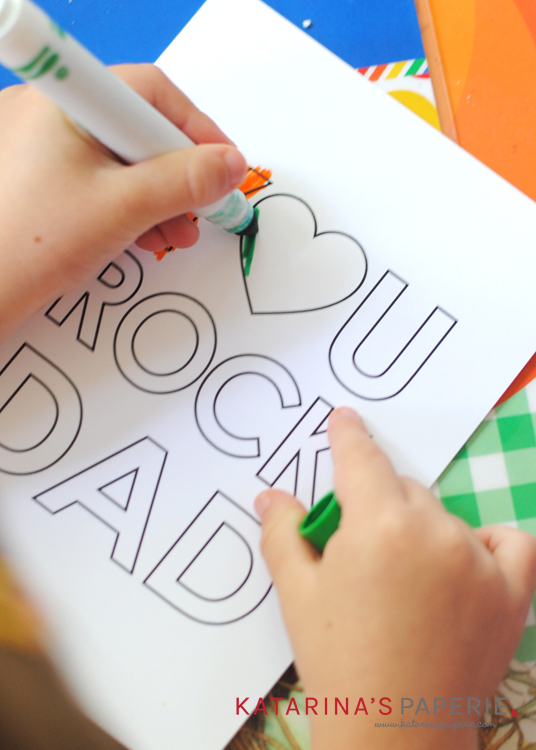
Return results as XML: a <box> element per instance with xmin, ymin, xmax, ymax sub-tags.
<box><xmin>255</xmin><ymin>490</ymin><xmax>316</xmax><ymax>605</ymax></box>
<box><xmin>108</xmin><ymin>143</ymin><xmax>247</xmax><ymax>238</ymax></box>
<box><xmin>475</xmin><ymin>525</ymin><xmax>536</xmax><ymax>608</ymax></box>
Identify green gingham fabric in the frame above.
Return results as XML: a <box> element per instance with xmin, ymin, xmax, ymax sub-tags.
<box><xmin>436</xmin><ymin>379</ymin><xmax>536</xmax><ymax>662</ymax></box>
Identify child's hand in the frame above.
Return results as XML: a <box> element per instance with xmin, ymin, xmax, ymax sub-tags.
<box><xmin>255</xmin><ymin>407</ymin><xmax>536</xmax><ymax>750</ymax></box>
<box><xmin>0</xmin><ymin>64</ymin><xmax>247</xmax><ymax>341</ymax></box>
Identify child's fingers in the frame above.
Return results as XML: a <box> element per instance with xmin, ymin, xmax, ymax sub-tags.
<box><xmin>135</xmin><ymin>226</ymin><xmax>168</xmax><ymax>253</ymax></box>
<box><xmin>328</xmin><ymin>407</ymin><xmax>404</xmax><ymax>521</ymax></box>
<box><xmin>255</xmin><ymin>490</ymin><xmax>316</xmax><ymax>603</ymax></box>
<box><xmin>111</xmin><ymin>64</ymin><xmax>234</xmax><ymax>146</ymax></box>
<box><xmin>136</xmin><ymin>215</ymin><xmax>199</xmax><ymax>252</ymax></box>
<box><xmin>109</xmin><ymin>143</ymin><xmax>247</xmax><ymax>238</ymax></box>
<box><xmin>157</xmin><ymin>214</ymin><xmax>200</xmax><ymax>249</ymax></box>
<box><xmin>475</xmin><ymin>525</ymin><xmax>536</xmax><ymax>605</ymax></box>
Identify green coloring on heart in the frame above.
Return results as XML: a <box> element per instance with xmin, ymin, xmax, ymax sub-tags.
<box><xmin>242</xmin><ymin>207</ymin><xmax>260</xmax><ymax>277</ymax></box>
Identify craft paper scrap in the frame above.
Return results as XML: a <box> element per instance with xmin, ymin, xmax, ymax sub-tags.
<box><xmin>3</xmin><ymin>0</ymin><xmax>536</xmax><ymax>749</ymax></box>
<box><xmin>358</xmin><ymin>57</ymin><xmax>440</xmax><ymax>130</ymax></box>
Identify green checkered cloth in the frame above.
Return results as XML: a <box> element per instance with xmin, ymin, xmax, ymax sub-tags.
<box><xmin>437</xmin><ymin>381</ymin><xmax>536</xmax><ymax>661</ymax></box>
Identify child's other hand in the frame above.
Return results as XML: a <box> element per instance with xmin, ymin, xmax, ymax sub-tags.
<box><xmin>255</xmin><ymin>407</ymin><xmax>536</xmax><ymax>750</ymax></box>
<box><xmin>0</xmin><ymin>64</ymin><xmax>247</xmax><ymax>341</ymax></box>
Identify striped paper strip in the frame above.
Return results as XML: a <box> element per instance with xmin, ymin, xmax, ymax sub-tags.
<box><xmin>358</xmin><ymin>57</ymin><xmax>429</xmax><ymax>81</ymax></box>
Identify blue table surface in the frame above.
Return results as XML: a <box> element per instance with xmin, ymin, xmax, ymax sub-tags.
<box><xmin>0</xmin><ymin>0</ymin><xmax>424</xmax><ymax>90</ymax></box>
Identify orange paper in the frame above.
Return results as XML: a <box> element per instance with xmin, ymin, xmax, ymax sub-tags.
<box><xmin>415</xmin><ymin>0</ymin><xmax>536</xmax><ymax>401</ymax></box>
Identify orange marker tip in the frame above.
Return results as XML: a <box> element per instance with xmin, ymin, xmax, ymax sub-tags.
<box><xmin>153</xmin><ymin>245</ymin><xmax>176</xmax><ymax>262</ymax></box>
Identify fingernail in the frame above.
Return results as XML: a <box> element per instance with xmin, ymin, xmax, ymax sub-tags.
<box><xmin>222</xmin><ymin>147</ymin><xmax>247</xmax><ymax>186</ymax></box>
<box><xmin>254</xmin><ymin>492</ymin><xmax>272</xmax><ymax>519</ymax></box>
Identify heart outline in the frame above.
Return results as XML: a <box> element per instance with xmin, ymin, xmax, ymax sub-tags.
<box><xmin>240</xmin><ymin>193</ymin><xmax>368</xmax><ymax>315</ymax></box>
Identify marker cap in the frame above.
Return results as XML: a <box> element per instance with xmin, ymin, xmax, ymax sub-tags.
<box><xmin>0</xmin><ymin>0</ymin><xmax>21</xmax><ymax>37</ymax></box>
<box><xmin>299</xmin><ymin>491</ymin><xmax>341</xmax><ymax>553</ymax></box>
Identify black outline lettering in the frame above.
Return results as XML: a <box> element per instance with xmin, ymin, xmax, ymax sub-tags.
<box><xmin>144</xmin><ymin>491</ymin><xmax>271</xmax><ymax>624</ymax></box>
<box><xmin>46</xmin><ymin>251</ymin><xmax>143</xmax><ymax>350</ymax></box>
<box><xmin>114</xmin><ymin>293</ymin><xmax>217</xmax><ymax>394</ymax></box>
<box><xmin>0</xmin><ymin>344</ymin><xmax>82</xmax><ymax>475</ymax></box>
<box><xmin>34</xmin><ymin>437</ymin><xmax>167</xmax><ymax>574</ymax></box>
<box><xmin>329</xmin><ymin>271</ymin><xmax>457</xmax><ymax>400</ymax></box>
<box><xmin>195</xmin><ymin>354</ymin><xmax>301</xmax><ymax>457</ymax></box>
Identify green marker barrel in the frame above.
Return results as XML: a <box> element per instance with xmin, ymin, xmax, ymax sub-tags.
<box><xmin>299</xmin><ymin>491</ymin><xmax>341</xmax><ymax>553</ymax></box>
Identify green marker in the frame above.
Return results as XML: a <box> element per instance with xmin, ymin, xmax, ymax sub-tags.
<box><xmin>242</xmin><ymin>207</ymin><xmax>260</xmax><ymax>276</ymax></box>
<box><xmin>299</xmin><ymin>491</ymin><xmax>341</xmax><ymax>553</ymax></box>
<box><xmin>0</xmin><ymin>0</ymin><xmax>259</xmax><ymax>239</ymax></box>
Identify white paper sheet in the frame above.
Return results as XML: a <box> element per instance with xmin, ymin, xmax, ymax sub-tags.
<box><xmin>2</xmin><ymin>0</ymin><xmax>536</xmax><ymax>747</ymax></box>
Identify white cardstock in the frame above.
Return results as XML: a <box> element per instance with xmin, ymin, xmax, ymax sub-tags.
<box><xmin>2</xmin><ymin>0</ymin><xmax>536</xmax><ymax>748</ymax></box>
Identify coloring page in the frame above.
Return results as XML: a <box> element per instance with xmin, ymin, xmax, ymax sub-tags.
<box><xmin>2</xmin><ymin>0</ymin><xmax>536</xmax><ymax>748</ymax></box>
